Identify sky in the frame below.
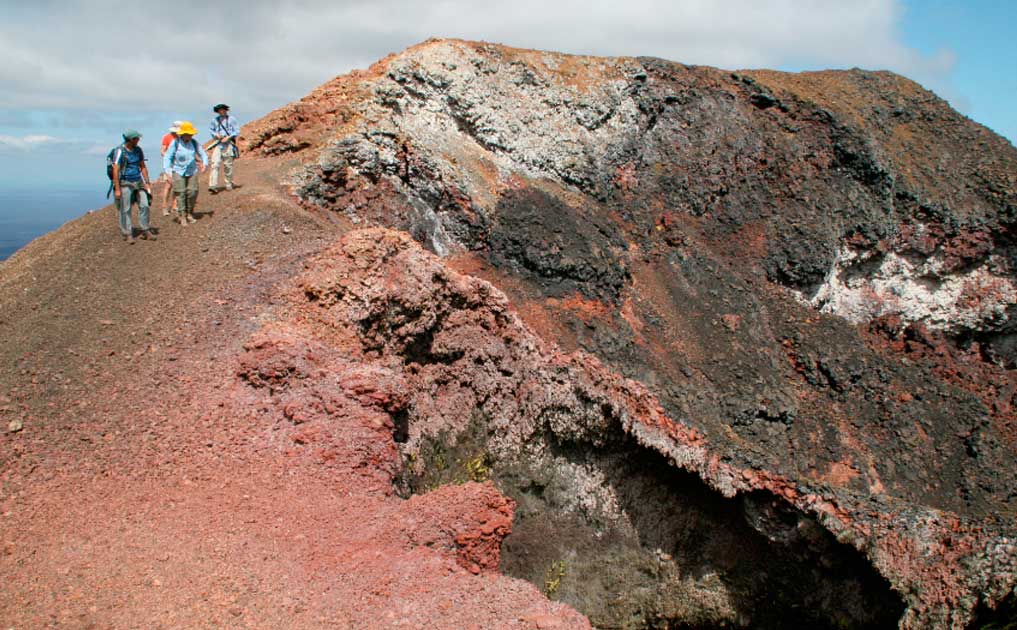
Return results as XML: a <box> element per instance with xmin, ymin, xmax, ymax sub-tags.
<box><xmin>0</xmin><ymin>0</ymin><xmax>1013</xmax><ymax>191</ymax></box>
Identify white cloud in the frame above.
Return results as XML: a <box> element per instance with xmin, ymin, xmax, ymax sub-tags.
<box><xmin>0</xmin><ymin>0</ymin><xmax>962</xmax><ymax>122</ymax></box>
<box><xmin>0</xmin><ymin>133</ymin><xmax>111</xmax><ymax>158</ymax></box>
<box><xmin>0</xmin><ymin>134</ymin><xmax>61</xmax><ymax>150</ymax></box>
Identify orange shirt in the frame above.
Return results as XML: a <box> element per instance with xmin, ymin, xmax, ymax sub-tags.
<box><xmin>160</xmin><ymin>133</ymin><xmax>175</xmax><ymax>154</ymax></box>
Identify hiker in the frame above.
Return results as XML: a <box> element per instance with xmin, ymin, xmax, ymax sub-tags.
<box><xmin>207</xmin><ymin>103</ymin><xmax>240</xmax><ymax>193</ymax></box>
<box><xmin>159</xmin><ymin>121</ymin><xmax>183</xmax><ymax>216</ymax></box>
<box><xmin>163</xmin><ymin>121</ymin><xmax>208</xmax><ymax>226</ymax></box>
<box><xmin>112</xmin><ymin>130</ymin><xmax>155</xmax><ymax>243</ymax></box>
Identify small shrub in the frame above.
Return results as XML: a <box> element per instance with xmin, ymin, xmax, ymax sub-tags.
<box><xmin>544</xmin><ymin>559</ymin><xmax>567</xmax><ymax>597</ymax></box>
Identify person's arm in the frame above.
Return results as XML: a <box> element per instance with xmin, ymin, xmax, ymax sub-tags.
<box><xmin>162</xmin><ymin>141</ymin><xmax>175</xmax><ymax>176</ymax></box>
<box><xmin>210</xmin><ymin>118</ymin><xmax>224</xmax><ymax>143</ymax></box>
<box><xmin>140</xmin><ymin>163</ymin><xmax>152</xmax><ymax>192</ymax></box>
<box><xmin>198</xmin><ymin>143</ymin><xmax>209</xmax><ymax>171</ymax></box>
<box><xmin>112</xmin><ymin>149</ymin><xmax>122</xmax><ymax>199</ymax></box>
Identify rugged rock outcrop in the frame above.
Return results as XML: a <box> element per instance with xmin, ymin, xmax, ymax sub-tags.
<box><xmin>241</xmin><ymin>39</ymin><xmax>1017</xmax><ymax>628</ymax></box>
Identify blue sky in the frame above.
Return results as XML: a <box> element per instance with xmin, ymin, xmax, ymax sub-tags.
<box><xmin>0</xmin><ymin>0</ymin><xmax>1013</xmax><ymax>192</ymax></box>
<box><xmin>899</xmin><ymin>0</ymin><xmax>1016</xmax><ymax>143</ymax></box>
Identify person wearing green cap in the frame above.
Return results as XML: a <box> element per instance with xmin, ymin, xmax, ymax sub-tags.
<box><xmin>112</xmin><ymin>129</ymin><xmax>155</xmax><ymax>243</ymax></box>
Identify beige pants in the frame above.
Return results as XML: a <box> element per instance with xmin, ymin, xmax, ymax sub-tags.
<box><xmin>209</xmin><ymin>145</ymin><xmax>235</xmax><ymax>189</ymax></box>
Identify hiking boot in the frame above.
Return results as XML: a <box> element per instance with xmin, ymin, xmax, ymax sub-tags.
<box><xmin>187</xmin><ymin>214</ymin><xmax>197</xmax><ymax>224</ymax></box>
<box><xmin>178</xmin><ymin>216</ymin><xmax>188</xmax><ymax>226</ymax></box>
<box><xmin>124</xmin><ymin>234</ymin><xmax>135</xmax><ymax>244</ymax></box>
<box><xmin>140</xmin><ymin>230</ymin><xmax>157</xmax><ymax>241</ymax></box>
<box><xmin>208</xmin><ymin>187</ymin><xmax>219</xmax><ymax>194</ymax></box>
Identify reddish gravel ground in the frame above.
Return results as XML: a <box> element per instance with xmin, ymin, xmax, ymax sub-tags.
<box><xmin>0</xmin><ymin>156</ymin><xmax>588</xmax><ymax>629</ymax></box>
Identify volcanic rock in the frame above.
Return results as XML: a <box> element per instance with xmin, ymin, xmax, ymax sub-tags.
<box><xmin>245</xmin><ymin>39</ymin><xmax>1017</xmax><ymax>628</ymax></box>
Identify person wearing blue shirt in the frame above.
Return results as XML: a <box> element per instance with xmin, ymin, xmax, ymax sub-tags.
<box><xmin>163</xmin><ymin>121</ymin><xmax>209</xmax><ymax>226</ymax></box>
<box><xmin>112</xmin><ymin>129</ymin><xmax>154</xmax><ymax>244</ymax></box>
<box><xmin>208</xmin><ymin>103</ymin><xmax>240</xmax><ymax>193</ymax></box>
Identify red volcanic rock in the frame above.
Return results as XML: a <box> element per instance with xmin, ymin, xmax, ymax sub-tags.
<box><xmin>405</xmin><ymin>483</ymin><xmax>515</xmax><ymax>574</ymax></box>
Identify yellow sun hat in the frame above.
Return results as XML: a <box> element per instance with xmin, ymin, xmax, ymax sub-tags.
<box><xmin>177</xmin><ymin>121</ymin><xmax>198</xmax><ymax>136</ymax></box>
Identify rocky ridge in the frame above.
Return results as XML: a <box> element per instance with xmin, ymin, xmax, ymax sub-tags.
<box><xmin>242</xmin><ymin>39</ymin><xmax>1017</xmax><ymax>628</ymax></box>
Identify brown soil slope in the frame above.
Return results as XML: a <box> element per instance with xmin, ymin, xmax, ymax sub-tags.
<box><xmin>0</xmin><ymin>157</ymin><xmax>587</xmax><ymax>628</ymax></box>
<box><xmin>3</xmin><ymin>39</ymin><xmax>1016</xmax><ymax>629</ymax></box>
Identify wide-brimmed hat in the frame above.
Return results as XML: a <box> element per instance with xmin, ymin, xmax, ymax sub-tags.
<box><xmin>177</xmin><ymin>121</ymin><xmax>199</xmax><ymax>136</ymax></box>
<box><xmin>169</xmin><ymin>120</ymin><xmax>184</xmax><ymax>133</ymax></box>
<box><xmin>213</xmin><ymin>103</ymin><xmax>230</xmax><ymax>113</ymax></box>
<box><xmin>122</xmin><ymin>129</ymin><xmax>141</xmax><ymax>140</ymax></box>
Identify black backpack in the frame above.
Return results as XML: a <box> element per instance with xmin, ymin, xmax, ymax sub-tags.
<box><xmin>105</xmin><ymin>144</ymin><xmax>145</xmax><ymax>198</ymax></box>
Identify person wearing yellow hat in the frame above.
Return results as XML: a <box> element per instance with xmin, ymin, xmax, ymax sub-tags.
<box><xmin>162</xmin><ymin>121</ymin><xmax>208</xmax><ymax>226</ymax></box>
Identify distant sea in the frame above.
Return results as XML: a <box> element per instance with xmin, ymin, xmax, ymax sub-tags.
<box><xmin>0</xmin><ymin>188</ymin><xmax>111</xmax><ymax>261</ymax></box>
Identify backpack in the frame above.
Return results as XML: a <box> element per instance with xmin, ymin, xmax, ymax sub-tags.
<box><xmin>105</xmin><ymin>144</ymin><xmax>145</xmax><ymax>198</ymax></box>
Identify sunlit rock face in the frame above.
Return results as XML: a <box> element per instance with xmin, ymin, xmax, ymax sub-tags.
<box><xmin>805</xmin><ymin>246</ymin><xmax>1015</xmax><ymax>334</ymax></box>
<box><xmin>244</xmin><ymin>39</ymin><xmax>1017</xmax><ymax>628</ymax></box>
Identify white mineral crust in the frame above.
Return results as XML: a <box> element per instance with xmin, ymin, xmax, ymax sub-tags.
<box><xmin>805</xmin><ymin>247</ymin><xmax>1015</xmax><ymax>333</ymax></box>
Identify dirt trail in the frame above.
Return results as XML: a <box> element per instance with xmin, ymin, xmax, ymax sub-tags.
<box><xmin>0</xmin><ymin>156</ymin><xmax>587</xmax><ymax>629</ymax></box>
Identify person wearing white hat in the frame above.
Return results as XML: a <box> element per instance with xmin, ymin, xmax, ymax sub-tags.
<box><xmin>159</xmin><ymin>121</ymin><xmax>184</xmax><ymax>215</ymax></box>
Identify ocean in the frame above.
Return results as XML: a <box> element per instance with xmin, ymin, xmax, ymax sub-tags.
<box><xmin>0</xmin><ymin>188</ymin><xmax>112</xmax><ymax>261</ymax></box>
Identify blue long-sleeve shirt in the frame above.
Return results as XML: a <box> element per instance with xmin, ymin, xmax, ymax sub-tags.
<box><xmin>163</xmin><ymin>138</ymin><xmax>208</xmax><ymax>177</ymax></box>
<box><xmin>209</xmin><ymin>115</ymin><xmax>240</xmax><ymax>144</ymax></box>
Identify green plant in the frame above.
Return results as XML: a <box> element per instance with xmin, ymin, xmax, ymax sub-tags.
<box><xmin>544</xmin><ymin>559</ymin><xmax>567</xmax><ymax>597</ymax></box>
<box><xmin>464</xmin><ymin>453</ymin><xmax>491</xmax><ymax>482</ymax></box>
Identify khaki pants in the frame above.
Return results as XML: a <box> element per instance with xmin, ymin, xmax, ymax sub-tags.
<box><xmin>209</xmin><ymin>145</ymin><xmax>235</xmax><ymax>189</ymax></box>
<box><xmin>172</xmin><ymin>172</ymin><xmax>199</xmax><ymax>217</ymax></box>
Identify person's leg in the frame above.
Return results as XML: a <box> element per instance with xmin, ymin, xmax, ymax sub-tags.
<box><xmin>137</xmin><ymin>183</ymin><xmax>151</xmax><ymax>232</ymax></box>
<box><xmin>223</xmin><ymin>151</ymin><xmax>234</xmax><ymax>189</ymax></box>
<box><xmin>209</xmin><ymin>146</ymin><xmax>222</xmax><ymax>191</ymax></box>
<box><xmin>161</xmin><ymin>174</ymin><xmax>173</xmax><ymax>215</ymax></box>
<box><xmin>172</xmin><ymin>173</ymin><xmax>187</xmax><ymax>225</ymax></box>
<box><xmin>186</xmin><ymin>173</ymin><xmax>199</xmax><ymax>222</ymax></box>
<box><xmin>117</xmin><ymin>184</ymin><xmax>134</xmax><ymax>240</ymax></box>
